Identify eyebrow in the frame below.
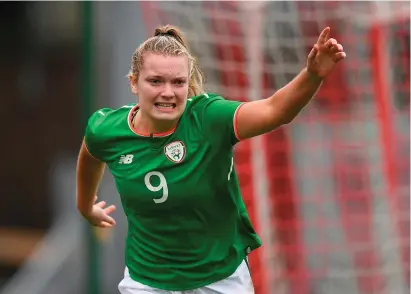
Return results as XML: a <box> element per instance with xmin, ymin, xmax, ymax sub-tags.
<box><xmin>146</xmin><ymin>75</ymin><xmax>188</xmax><ymax>80</ymax></box>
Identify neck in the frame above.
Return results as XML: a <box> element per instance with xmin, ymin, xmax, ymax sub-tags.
<box><xmin>133</xmin><ymin>110</ymin><xmax>177</xmax><ymax>136</ymax></box>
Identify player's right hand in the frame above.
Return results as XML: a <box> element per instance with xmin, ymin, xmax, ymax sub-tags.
<box><xmin>85</xmin><ymin>198</ymin><xmax>117</xmax><ymax>228</ymax></box>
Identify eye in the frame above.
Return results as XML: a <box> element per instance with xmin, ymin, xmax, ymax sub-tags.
<box><xmin>150</xmin><ymin>79</ymin><xmax>161</xmax><ymax>85</ymax></box>
<box><xmin>174</xmin><ymin>80</ymin><xmax>186</xmax><ymax>85</ymax></box>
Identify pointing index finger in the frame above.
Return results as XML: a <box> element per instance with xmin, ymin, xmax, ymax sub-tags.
<box><xmin>317</xmin><ymin>27</ymin><xmax>330</xmax><ymax>46</ymax></box>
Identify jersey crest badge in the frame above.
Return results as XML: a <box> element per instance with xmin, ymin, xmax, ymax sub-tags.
<box><xmin>164</xmin><ymin>141</ymin><xmax>186</xmax><ymax>163</ymax></box>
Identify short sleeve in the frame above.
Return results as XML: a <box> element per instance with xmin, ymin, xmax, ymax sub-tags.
<box><xmin>84</xmin><ymin>109</ymin><xmax>110</xmax><ymax>161</ymax></box>
<box><xmin>196</xmin><ymin>93</ymin><xmax>244</xmax><ymax>146</ymax></box>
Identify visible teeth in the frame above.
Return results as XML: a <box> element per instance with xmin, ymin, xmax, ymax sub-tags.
<box><xmin>156</xmin><ymin>103</ymin><xmax>173</xmax><ymax>108</ymax></box>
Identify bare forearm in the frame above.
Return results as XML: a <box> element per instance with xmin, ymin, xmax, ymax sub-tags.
<box><xmin>269</xmin><ymin>67</ymin><xmax>322</xmax><ymax>123</ymax></box>
<box><xmin>76</xmin><ymin>142</ymin><xmax>105</xmax><ymax>216</ymax></box>
<box><xmin>236</xmin><ymin>27</ymin><xmax>345</xmax><ymax>140</ymax></box>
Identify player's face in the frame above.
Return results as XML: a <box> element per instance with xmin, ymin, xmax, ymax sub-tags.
<box><xmin>134</xmin><ymin>53</ymin><xmax>189</xmax><ymax>124</ymax></box>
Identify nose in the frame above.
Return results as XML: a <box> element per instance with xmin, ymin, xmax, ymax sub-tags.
<box><xmin>160</xmin><ymin>83</ymin><xmax>175</xmax><ymax>99</ymax></box>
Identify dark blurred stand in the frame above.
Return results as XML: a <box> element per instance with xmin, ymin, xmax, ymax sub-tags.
<box><xmin>0</xmin><ymin>2</ymin><xmax>82</xmax><ymax>285</ymax></box>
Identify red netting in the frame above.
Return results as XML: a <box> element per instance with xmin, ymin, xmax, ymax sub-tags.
<box><xmin>139</xmin><ymin>2</ymin><xmax>410</xmax><ymax>293</ymax></box>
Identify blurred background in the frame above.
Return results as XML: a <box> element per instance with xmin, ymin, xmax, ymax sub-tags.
<box><xmin>0</xmin><ymin>1</ymin><xmax>409</xmax><ymax>294</ymax></box>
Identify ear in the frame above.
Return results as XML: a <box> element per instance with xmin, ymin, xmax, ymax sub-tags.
<box><xmin>129</xmin><ymin>75</ymin><xmax>139</xmax><ymax>95</ymax></box>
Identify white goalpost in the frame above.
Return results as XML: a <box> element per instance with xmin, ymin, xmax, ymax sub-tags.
<box><xmin>239</xmin><ymin>2</ymin><xmax>287</xmax><ymax>293</ymax></box>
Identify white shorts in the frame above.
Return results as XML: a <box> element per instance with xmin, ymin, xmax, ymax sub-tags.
<box><xmin>118</xmin><ymin>260</ymin><xmax>254</xmax><ymax>294</ymax></box>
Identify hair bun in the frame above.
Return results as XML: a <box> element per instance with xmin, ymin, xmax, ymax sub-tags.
<box><xmin>153</xmin><ymin>29</ymin><xmax>169</xmax><ymax>37</ymax></box>
<box><xmin>153</xmin><ymin>25</ymin><xmax>187</xmax><ymax>49</ymax></box>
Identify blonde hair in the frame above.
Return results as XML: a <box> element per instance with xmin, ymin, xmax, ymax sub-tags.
<box><xmin>128</xmin><ymin>25</ymin><xmax>205</xmax><ymax>97</ymax></box>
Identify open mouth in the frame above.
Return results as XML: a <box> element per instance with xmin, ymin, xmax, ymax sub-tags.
<box><xmin>155</xmin><ymin>103</ymin><xmax>176</xmax><ymax>110</ymax></box>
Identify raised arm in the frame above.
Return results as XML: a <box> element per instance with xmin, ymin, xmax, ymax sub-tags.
<box><xmin>76</xmin><ymin>140</ymin><xmax>116</xmax><ymax>228</ymax></box>
<box><xmin>236</xmin><ymin>27</ymin><xmax>346</xmax><ymax>139</ymax></box>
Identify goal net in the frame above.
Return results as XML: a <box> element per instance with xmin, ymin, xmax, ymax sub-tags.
<box><xmin>139</xmin><ymin>2</ymin><xmax>410</xmax><ymax>294</ymax></box>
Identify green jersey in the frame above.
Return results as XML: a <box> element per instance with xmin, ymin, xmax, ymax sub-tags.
<box><xmin>84</xmin><ymin>93</ymin><xmax>262</xmax><ymax>291</ymax></box>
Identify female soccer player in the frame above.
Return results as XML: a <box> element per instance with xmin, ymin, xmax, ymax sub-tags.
<box><xmin>76</xmin><ymin>25</ymin><xmax>346</xmax><ymax>293</ymax></box>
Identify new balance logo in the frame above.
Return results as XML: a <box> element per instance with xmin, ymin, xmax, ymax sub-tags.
<box><xmin>119</xmin><ymin>154</ymin><xmax>134</xmax><ymax>164</ymax></box>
